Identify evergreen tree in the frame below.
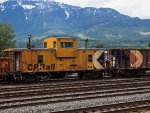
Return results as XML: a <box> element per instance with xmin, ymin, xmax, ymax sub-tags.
<box><xmin>148</xmin><ymin>43</ymin><xmax>150</xmax><ymax>48</ymax></box>
<box><xmin>0</xmin><ymin>23</ymin><xmax>16</xmax><ymax>53</ymax></box>
<box><xmin>95</xmin><ymin>43</ymin><xmax>103</xmax><ymax>48</ymax></box>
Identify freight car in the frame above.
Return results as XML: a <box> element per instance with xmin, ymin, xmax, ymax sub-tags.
<box><xmin>0</xmin><ymin>37</ymin><xmax>150</xmax><ymax>81</ymax></box>
<box><xmin>0</xmin><ymin>57</ymin><xmax>13</xmax><ymax>80</ymax></box>
<box><xmin>106</xmin><ymin>49</ymin><xmax>150</xmax><ymax>76</ymax></box>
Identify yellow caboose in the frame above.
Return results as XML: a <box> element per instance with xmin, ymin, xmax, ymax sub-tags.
<box><xmin>4</xmin><ymin>37</ymin><xmax>105</xmax><ymax>80</ymax></box>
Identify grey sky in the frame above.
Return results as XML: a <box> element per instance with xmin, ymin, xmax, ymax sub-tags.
<box><xmin>56</xmin><ymin>0</ymin><xmax>150</xmax><ymax>19</ymax></box>
<box><xmin>0</xmin><ymin>0</ymin><xmax>150</xmax><ymax>19</ymax></box>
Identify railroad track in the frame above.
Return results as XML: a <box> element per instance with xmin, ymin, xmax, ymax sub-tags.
<box><xmin>0</xmin><ymin>85</ymin><xmax>150</xmax><ymax>109</ymax></box>
<box><xmin>0</xmin><ymin>76</ymin><xmax>150</xmax><ymax>91</ymax></box>
<box><xmin>0</xmin><ymin>76</ymin><xmax>148</xmax><ymax>86</ymax></box>
<box><xmin>56</xmin><ymin>100</ymin><xmax>150</xmax><ymax>113</ymax></box>
<box><xmin>0</xmin><ymin>76</ymin><xmax>150</xmax><ymax>112</ymax></box>
<box><xmin>0</xmin><ymin>80</ymin><xmax>150</xmax><ymax>99</ymax></box>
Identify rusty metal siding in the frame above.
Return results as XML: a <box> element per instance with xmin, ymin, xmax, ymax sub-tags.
<box><xmin>141</xmin><ymin>50</ymin><xmax>150</xmax><ymax>69</ymax></box>
<box><xmin>0</xmin><ymin>58</ymin><xmax>13</xmax><ymax>74</ymax></box>
<box><xmin>110</xmin><ymin>49</ymin><xmax>150</xmax><ymax>70</ymax></box>
<box><xmin>111</xmin><ymin>49</ymin><xmax>130</xmax><ymax>69</ymax></box>
<box><xmin>130</xmin><ymin>50</ymin><xmax>143</xmax><ymax>69</ymax></box>
<box><xmin>141</xmin><ymin>50</ymin><xmax>147</xmax><ymax>68</ymax></box>
<box><xmin>121</xmin><ymin>50</ymin><xmax>130</xmax><ymax>69</ymax></box>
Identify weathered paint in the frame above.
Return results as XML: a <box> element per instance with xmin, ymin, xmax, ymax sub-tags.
<box><xmin>130</xmin><ymin>50</ymin><xmax>143</xmax><ymax>68</ymax></box>
<box><xmin>0</xmin><ymin>58</ymin><xmax>13</xmax><ymax>74</ymax></box>
<box><xmin>6</xmin><ymin>36</ymin><xmax>105</xmax><ymax>73</ymax></box>
<box><xmin>93</xmin><ymin>50</ymin><xmax>104</xmax><ymax>70</ymax></box>
<box><xmin>15</xmin><ymin>48</ymin><xmax>100</xmax><ymax>73</ymax></box>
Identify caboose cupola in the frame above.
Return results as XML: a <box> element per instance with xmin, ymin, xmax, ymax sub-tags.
<box><xmin>43</xmin><ymin>37</ymin><xmax>77</xmax><ymax>57</ymax></box>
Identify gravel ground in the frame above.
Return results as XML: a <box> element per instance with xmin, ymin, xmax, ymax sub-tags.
<box><xmin>1</xmin><ymin>92</ymin><xmax>150</xmax><ymax>113</ymax></box>
<box><xmin>1</xmin><ymin>88</ymin><xmax>150</xmax><ymax>107</ymax></box>
<box><xmin>1</xmin><ymin>77</ymin><xmax>150</xmax><ymax>113</ymax></box>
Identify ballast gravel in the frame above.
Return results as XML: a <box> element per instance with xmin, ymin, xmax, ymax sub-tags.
<box><xmin>1</xmin><ymin>92</ymin><xmax>150</xmax><ymax>113</ymax></box>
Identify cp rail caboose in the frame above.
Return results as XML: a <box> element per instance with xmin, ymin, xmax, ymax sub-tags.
<box><xmin>3</xmin><ymin>37</ymin><xmax>106</xmax><ymax>81</ymax></box>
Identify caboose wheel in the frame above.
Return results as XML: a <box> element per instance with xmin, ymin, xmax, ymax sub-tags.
<box><xmin>13</xmin><ymin>73</ymin><xmax>22</xmax><ymax>82</ymax></box>
<box><xmin>78</xmin><ymin>72</ymin><xmax>84</xmax><ymax>79</ymax></box>
<box><xmin>50</xmin><ymin>73</ymin><xmax>65</xmax><ymax>79</ymax></box>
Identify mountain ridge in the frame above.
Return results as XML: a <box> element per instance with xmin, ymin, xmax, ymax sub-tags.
<box><xmin>0</xmin><ymin>0</ymin><xmax>150</xmax><ymax>48</ymax></box>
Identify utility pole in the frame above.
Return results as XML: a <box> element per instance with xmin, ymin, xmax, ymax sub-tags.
<box><xmin>28</xmin><ymin>35</ymin><xmax>31</xmax><ymax>49</ymax></box>
<box><xmin>85</xmin><ymin>38</ymin><xmax>88</xmax><ymax>49</ymax></box>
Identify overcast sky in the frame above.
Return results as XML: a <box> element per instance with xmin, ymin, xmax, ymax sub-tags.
<box><xmin>0</xmin><ymin>0</ymin><xmax>150</xmax><ymax>19</ymax></box>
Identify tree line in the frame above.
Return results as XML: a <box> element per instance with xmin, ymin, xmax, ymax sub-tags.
<box><xmin>0</xmin><ymin>22</ymin><xmax>150</xmax><ymax>54</ymax></box>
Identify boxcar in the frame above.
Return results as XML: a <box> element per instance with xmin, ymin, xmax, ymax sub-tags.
<box><xmin>0</xmin><ymin>57</ymin><xmax>13</xmax><ymax>79</ymax></box>
<box><xmin>109</xmin><ymin>49</ymin><xmax>150</xmax><ymax>76</ymax></box>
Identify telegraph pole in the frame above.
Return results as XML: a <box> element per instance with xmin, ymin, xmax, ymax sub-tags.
<box><xmin>85</xmin><ymin>38</ymin><xmax>88</xmax><ymax>49</ymax></box>
<box><xmin>28</xmin><ymin>35</ymin><xmax>31</xmax><ymax>49</ymax></box>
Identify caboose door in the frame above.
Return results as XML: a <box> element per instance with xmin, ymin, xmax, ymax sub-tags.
<box><xmin>15</xmin><ymin>52</ymin><xmax>20</xmax><ymax>71</ymax></box>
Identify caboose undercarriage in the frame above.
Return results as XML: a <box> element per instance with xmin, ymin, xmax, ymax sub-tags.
<box><xmin>0</xmin><ymin>69</ymin><xmax>148</xmax><ymax>82</ymax></box>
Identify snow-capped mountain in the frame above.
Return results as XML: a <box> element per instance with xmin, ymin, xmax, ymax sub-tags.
<box><xmin>0</xmin><ymin>0</ymin><xmax>150</xmax><ymax>39</ymax></box>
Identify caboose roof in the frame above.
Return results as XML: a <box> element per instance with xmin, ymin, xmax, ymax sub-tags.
<box><xmin>78</xmin><ymin>48</ymin><xmax>107</xmax><ymax>50</ymax></box>
<box><xmin>43</xmin><ymin>37</ymin><xmax>76</xmax><ymax>40</ymax></box>
<box><xmin>4</xmin><ymin>48</ymin><xmax>55</xmax><ymax>52</ymax></box>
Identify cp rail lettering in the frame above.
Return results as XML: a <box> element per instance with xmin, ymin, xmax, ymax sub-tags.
<box><xmin>27</xmin><ymin>64</ymin><xmax>55</xmax><ymax>71</ymax></box>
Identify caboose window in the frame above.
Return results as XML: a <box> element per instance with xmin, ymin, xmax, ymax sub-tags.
<box><xmin>44</xmin><ymin>42</ymin><xmax>47</xmax><ymax>48</ymax></box>
<box><xmin>61</xmin><ymin>42</ymin><xmax>73</xmax><ymax>48</ymax></box>
<box><xmin>67</xmin><ymin>42</ymin><xmax>73</xmax><ymax>48</ymax></box>
<box><xmin>38</xmin><ymin>55</ymin><xmax>43</xmax><ymax>63</ymax></box>
<box><xmin>88</xmin><ymin>55</ymin><xmax>92</xmax><ymax>62</ymax></box>
<box><xmin>61</xmin><ymin>42</ymin><xmax>66</xmax><ymax>48</ymax></box>
<box><xmin>53</xmin><ymin>41</ymin><xmax>56</xmax><ymax>48</ymax></box>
